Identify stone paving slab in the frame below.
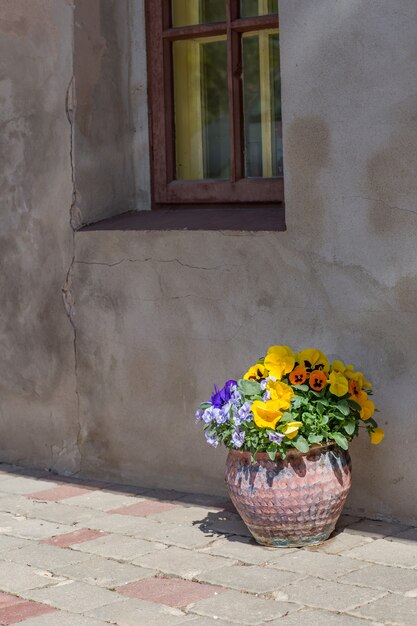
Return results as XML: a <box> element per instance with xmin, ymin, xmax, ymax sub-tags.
<box><xmin>265</xmin><ymin>550</ymin><xmax>369</xmax><ymax>579</ymax></box>
<box><xmin>341</xmin><ymin>562</ymin><xmax>417</xmax><ymax>594</ymax></box>
<box><xmin>71</xmin><ymin>533</ymin><xmax>167</xmax><ymax>561</ymax></box>
<box><xmin>271</xmin><ymin>607</ymin><xmax>378</xmax><ymax>625</ymax></box>
<box><xmin>0</xmin><ymin>496</ymin><xmax>100</xmax><ymax>526</ymax></box>
<box><xmin>189</xmin><ymin>589</ymin><xmax>299</xmax><ymax>625</ymax></box>
<box><xmin>18</xmin><ymin>612</ymin><xmax>109</xmax><ymax>625</ymax></box>
<box><xmin>53</xmin><ymin>555</ymin><xmax>155</xmax><ymax>588</ymax></box>
<box><xmin>134</xmin><ymin>546</ymin><xmax>233</xmax><ymax>579</ymax></box>
<box><xmin>60</xmin><ymin>490</ymin><xmax>144</xmax><ymax>511</ymax></box>
<box><xmin>196</xmin><ymin>563</ymin><xmax>303</xmax><ymax>594</ymax></box>
<box><xmin>305</xmin><ymin>530</ymin><xmax>374</xmax><ymax>555</ymax></box>
<box><xmin>199</xmin><ymin>536</ymin><xmax>295</xmax><ymax>564</ymax></box>
<box><xmin>179</xmin><ymin>615</ymin><xmax>231</xmax><ymax>626</ymax></box>
<box><xmin>344</xmin><ymin>519</ymin><xmax>412</xmax><ymax>539</ymax></box>
<box><xmin>0</xmin><ymin>516</ymin><xmax>74</xmax><ymax>541</ymax></box>
<box><xmin>273</xmin><ymin>575</ymin><xmax>386</xmax><ymax>612</ymax></box>
<box><xmin>0</xmin><ymin>534</ymin><xmax>32</xmax><ymax>552</ymax></box>
<box><xmin>88</xmin><ymin>597</ymin><xmax>190</xmax><ymax>625</ymax></box>
<box><xmin>0</xmin><ymin>465</ymin><xmax>415</xmax><ymax>626</ymax></box>
<box><xmin>21</xmin><ymin>581</ymin><xmax>124</xmax><ymax>613</ymax></box>
<box><xmin>349</xmin><ymin>592</ymin><xmax>417</xmax><ymax>625</ymax></box>
<box><xmin>0</xmin><ymin>561</ymin><xmax>64</xmax><ymax>594</ymax></box>
<box><xmin>3</xmin><ymin>543</ymin><xmax>92</xmax><ymax>570</ymax></box>
<box><xmin>0</xmin><ymin>477</ymin><xmax>59</xmax><ymax>495</ymax></box>
<box><xmin>344</xmin><ymin>538</ymin><xmax>417</xmax><ymax>568</ymax></box>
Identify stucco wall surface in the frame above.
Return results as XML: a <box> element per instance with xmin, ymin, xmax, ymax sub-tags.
<box><xmin>72</xmin><ymin>0</ymin><xmax>417</xmax><ymax>523</ymax></box>
<box><xmin>1</xmin><ymin>0</ymin><xmax>417</xmax><ymax>524</ymax></box>
<box><xmin>0</xmin><ymin>1</ymin><xmax>80</xmax><ymax>472</ymax></box>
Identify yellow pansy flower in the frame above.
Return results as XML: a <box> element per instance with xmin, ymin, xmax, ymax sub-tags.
<box><xmin>264</xmin><ymin>346</ymin><xmax>295</xmax><ymax>380</ymax></box>
<box><xmin>345</xmin><ymin>369</ymin><xmax>372</xmax><ymax>389</ymax></box>
<box><xmin>244</xmin><ymin>363</ymin><xmax>268</xmax><ymax>381</ymax></box>
<box><xmin>267</xmin><ymin>380</ymin><xmax>294</xmax><ymax>409</ymax></box>
<box><xmin>354</xmin><ymin>390</ymin><xmax>375</xmax><ymax>420</ymax></box>
<box><xmin>251</xmin><ymin>400</ymin><xmax>283</xmax><ymax>429</ymax></box>
<box><xmin>360</xmin><ymin>400</ymin><xmax>375</xmax><ymax>421</ymax></box>
<box><xmin>329</xmin><ymin>371</ymin><xmax>349</xmax><ymax>397</ymax></box>
<box><xmin>295</xmin><ymin>349</ymin><xmax>329</xmax><ymax>372</ymax></box>
<box><xmin>282</xmin><ymin>421</ymin><xmax>303</xmax><ymax>440</ymax></box>
<box><xmin>331</xmin><ymin>360</ymin><xmax>354</xmax><ymax>376</ymax></box>
<box><xmin>370</xmin><ymin>427</ymin><xmax>384</xmax><ymax>445</ymax></box>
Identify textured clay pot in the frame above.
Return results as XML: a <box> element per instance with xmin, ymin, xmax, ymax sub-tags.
<box><xmin>225</xmin><ymin>443</ymin><xmax>352</xmax><ymax>547</ymax></box>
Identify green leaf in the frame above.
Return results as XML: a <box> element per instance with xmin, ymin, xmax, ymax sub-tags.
<box><xmin>321</xmin><ymin>414</ymin><xmax>329</xmax><ymax>425</ymax></box>
<box><xmin>280</xmin><ymin>412</ymin><xmax>293</xmax><ymax>422</ymax></box>
<box><xmin>267</xmin><ymin>446</ymin><xmax>277</xmax><ymax>461</ymax></box>
<box><xmin>238</xmin><ymin>379</ymin><xmax>261</xmax><ymax>397</ymax></box>
<box><xmin>348</xmin><ymin>400</ymin><xmax>362</xmax><ymax>412</ymax></box>
<box><xmin>293</xmin><ymin>436</ymin><xmax>310</xmax><ymax>453</ymax></box>
<box><xmin>332</xmin><ymin>432</ymin><xmax>349</xmax><ymax>450</ymax></box>
<box><xmin>308</xmin><ymin>434</ymin><xmax>323</xmax><ymax>444</ymax></box>
<box><xmin>336</xmin><ymin>401</ymin><xmax>350</xmax><ymax>416</ymax></box>
<box><xmin>292</xmin><ymin>397</ymin><xmax>303</xmax><ymax>409</ymax></box>
<box><xmin>296</xmin><ymin>384</ymin><xmax>309</xmax><ymax>392</ymax></box>
<box><xmin>344</xmin><ymin>421</ymin><xmax>356</xmax><ymax>436</ymax></box>
<box><xmin>310</xmin><ymin>390</ymin><xmax>323</xmax><ymax>398</ymax></box>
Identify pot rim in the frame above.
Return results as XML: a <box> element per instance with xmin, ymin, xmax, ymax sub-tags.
<box><xmin>227</xmin><ymin>441</ymin><xmax>341</xmax><ymax>460</ymax></box>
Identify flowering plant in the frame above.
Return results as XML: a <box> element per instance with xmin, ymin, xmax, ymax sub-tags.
<box><xmin>196</xmin><ymin>346</ymin><xmax>384</xmax><ymax>460</ymax></box>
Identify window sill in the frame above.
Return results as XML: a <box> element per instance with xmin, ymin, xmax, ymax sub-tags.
<box><xmin>80</xmin><ymin>207</ymin><xmax>286</xmax><ymax>232</ymax></box>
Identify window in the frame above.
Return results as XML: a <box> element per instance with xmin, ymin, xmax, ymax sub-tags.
<box><xmin>146</xmin><ymin>0</ymin><xmax>283</xmax><ymax>217</ymax></box>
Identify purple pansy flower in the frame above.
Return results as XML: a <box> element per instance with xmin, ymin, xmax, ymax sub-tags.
<box><xmin>232</xmin><ymin>429</ymin><xmax>245</xmax><ymax>448</ymax></box>
<box><xmin>213</xmin><ymin>407</ymin><xmax>228</xmax><ymax>424</ymax></box>
<box><xmin>202</xmin><ymin>407</ymin><xmax>215</xmax><ymax>424</ymax></box>
<box><xmin>211</xmin><ymin>380</ymin><xmax>238</xmax><ymax>408</ymax></box>
<box><xmin>268</xmin><ymin>431</ymin><xmax>284</xmax><ymax>445</ymax></box>
<box><xmin>205</xmin><ymin>431</ymin><xmax>219</xmax><ymax>448</ymax></box>
<box><xmin>195</xmin><ymin>409</ymin><xmax>204</xmax><ymax>422</ymax></box>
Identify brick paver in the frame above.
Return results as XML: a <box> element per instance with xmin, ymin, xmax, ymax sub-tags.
<box><xmin>110</xmin><ymin>499</ymin><xmax>178</xmax><ymax>517</ymax></box>
<box><xmin>28</xmin><ymin>485</ymin><xmax>93</xmax><ymax>501</ymax></box>
<box><xmin>116</xmin><ymin>576</ymin><xmax>225</xmax><ymax>608</ymax></box>
<box><xmin>0</xmin><ymin>599</ymin><xmax>56</xmax><ymax>624</ymax></box>
<box><xmin>0</xmin><ymin>463</ymin><xmax>415</xmax><ymax>626</ymax></box>
<box><xmin>40</xmin><ymin>528</ymin><xmax>108</xmax><ymax>548</ymax></box>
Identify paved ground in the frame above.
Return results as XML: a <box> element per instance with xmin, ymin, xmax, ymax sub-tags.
<box><xmin>0</xmin><ymin>465</ymin><xmax>414</xmax><ymax>625</ymax></box>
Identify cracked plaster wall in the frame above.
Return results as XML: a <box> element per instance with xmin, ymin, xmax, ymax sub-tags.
<box><xmin>72</xmin><ymin>0</ymin><xmax>417</xmax><ymax>523</ymax></box>
<box><xmin>0</xmin><ymin>0</ymin><xmax>80</xmax><ymax>473</ymax></box>
<box><xmin>1</xmin><ymin>0</ymin><xmax>417</xmax><ymax>523</ymax></box>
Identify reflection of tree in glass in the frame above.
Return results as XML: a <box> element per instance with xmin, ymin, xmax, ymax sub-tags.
<box><xmin>241</xmin><ymin>0</ymin><xmax>278</xmax><ymax>17</ymax></box>
<box><xmin>201</xmin><ymin>0</ymin><xmax>226</xmax><ymax>23</ymax></box>
<box><xmin>201</xmin><ymin>41</ymin><xmax>230</xmax><ymax>178</ymax></box>
<box><xmin>243</xmin><ymin>32</ymin><xmax>282</xmax><ymax>177</ymax></box>
<box><xmin>243</xmin><ymin>35</ymin><xmax>262</xmax><ymax>176</ymax></box>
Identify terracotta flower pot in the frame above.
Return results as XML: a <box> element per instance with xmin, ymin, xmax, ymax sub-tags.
<box><xmin>225</xmin><ymin>443</ymin><xmax>352</xmax><ymax>547</ymax></box>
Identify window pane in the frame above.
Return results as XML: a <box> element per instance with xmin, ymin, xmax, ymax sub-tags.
<box><xmin>242</xmin><ymin>30</ymin><xmax>282</xmax><ymax>178</ymax></box>
<box><xmin>173</xmin><ymin>37</ymin><xmax>230</xmax><ymax>180</ymax></box>
<box><xmin>240</xmin><ymin>0</ymin><xmax>278</xmax><ymax>17</ymax></box>
<box><xmin>172</xmin><ymin>0</ymin><xmax>226</xmax><ymax>27</ymax></box>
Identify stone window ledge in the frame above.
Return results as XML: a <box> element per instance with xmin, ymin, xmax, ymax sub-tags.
<box><xmin>80</xmin><ymin>208</ymin><xmax>286</xmax><ymax>232</ymax></box>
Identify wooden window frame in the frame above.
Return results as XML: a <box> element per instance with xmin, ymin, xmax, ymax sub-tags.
<box><xmin>146</xmin><ymin>0</ymin><xmax>284</xmax><ymax>211</ymax></box>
